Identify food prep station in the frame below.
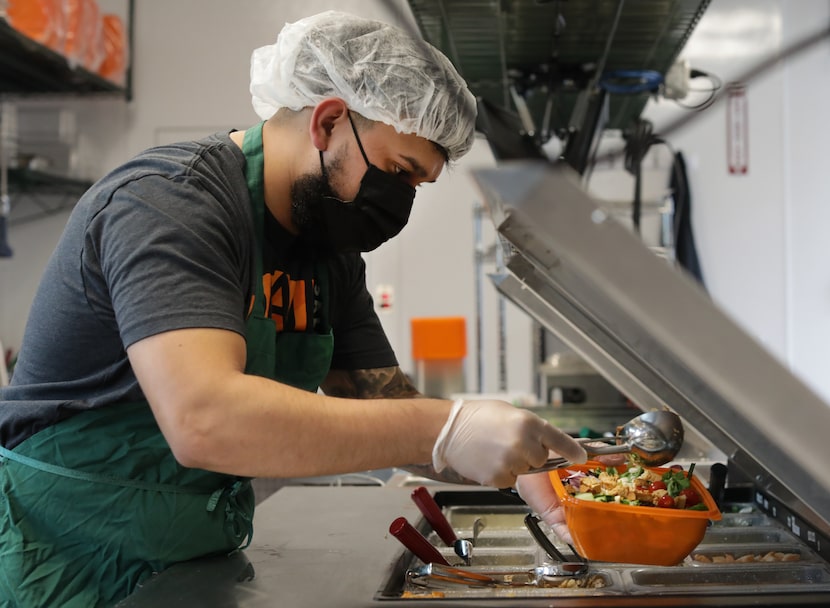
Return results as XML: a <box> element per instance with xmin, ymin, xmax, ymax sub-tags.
<box><xmin>118</xmin><ymin>162</ymin><xmax>830</xmax><ymax>607</ymax></box>
<box><xmin>116</xmin><ymin>483</ymin><xmax>830</xmax><ymax>607</ymax></box>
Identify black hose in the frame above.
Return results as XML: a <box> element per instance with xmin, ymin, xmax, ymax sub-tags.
<box><xmin>708</xmin><ymin>463</ymin><xmax>729</xmax><ymax>509</ymax></box>
<box><xmin>0</xmin><ymin>216</ymin><xmax>12</xmax><ymax>258</ymax></box>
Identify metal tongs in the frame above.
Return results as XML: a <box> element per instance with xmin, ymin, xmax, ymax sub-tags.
<box><xmin>523</xmin><ymin>513</ymin><xmax>588</xmax><ymax>575</ymax></box>
<box><xmin>407</xmin><ymin>562</ymin><xmax>586</xmax><ymax>589</ymax></box>
<box><xmin>406</xmin><ymin>513</ymin><xmax>588</xmax><ymax>590</ymax></box>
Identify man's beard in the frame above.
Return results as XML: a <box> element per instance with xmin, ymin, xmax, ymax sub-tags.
<box><xmin>290</xmin><ymin>153</ymin><xmax>344</xmax><ymax>250</ymax></box>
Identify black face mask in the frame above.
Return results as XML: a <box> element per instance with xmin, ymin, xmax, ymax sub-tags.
<box><xmin>292</xmin><ymin>113</ymin><xmax>416</xmax><ymax>254</ymax></box>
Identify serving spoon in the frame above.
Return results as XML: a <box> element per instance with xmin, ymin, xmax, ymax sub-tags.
<box><xmin>411</xmin><ymin>486</ymin><xmax>474</xmax><ymax>566</ymax></box>
<box><xmin>524</xmin><ymin>409</ymin><xmax>685</xmax><ymax>474</ymax></box>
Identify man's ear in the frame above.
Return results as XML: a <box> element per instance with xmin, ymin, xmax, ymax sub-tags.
<box><xmin>309</xmin><ymin>98</ymin><xmax>349</xmax><ymax>152</ymax></box>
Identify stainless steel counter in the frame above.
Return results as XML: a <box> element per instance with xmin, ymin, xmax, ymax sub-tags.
<box><xmin>117</xmin><ymin>484</ymin><xmax>830</xmax><ymax>607</ymax></box>
<box><xmin>117</xmin><ymin>486</ymin><xmax>428</xmax><ymax>608</ymax></box>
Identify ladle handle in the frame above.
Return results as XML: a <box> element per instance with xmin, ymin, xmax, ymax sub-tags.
<box><xmin>573</xmin><ymin>436</ymin><xmax>625</xmax><ymax>443</ymax></box>
<box><xmin>389</xmin><ymin>517</ymin><xmax>450</xmax><ymax>566</ymax></box>
<box><xmin>522</xmin><ymin>442</ymin><xmax>630</xmax><ymax>475</ymax></box>
<box><xmin>583</xmin><ymin>443</ymin><xmax>630</xmax><ymax>456</ymax></box>
<box><xmin>411</xmin><ymin>486</ymin><xmax>458</xmax><ymax>546</ymax></box>
<box><xmin>522</xmin><ymin>457</ymin><xmax>571</xmax><ymax>474</ymax></box>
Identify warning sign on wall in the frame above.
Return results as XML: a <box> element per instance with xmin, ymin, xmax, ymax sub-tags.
<box><xmin>726</xmin><ymin>83</ymin><xmax>748</xmax><ymax>175</ymax></box>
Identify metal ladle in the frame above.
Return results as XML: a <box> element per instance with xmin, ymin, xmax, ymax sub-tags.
<box><xmin>524</xmin><ymin>409</ymin><xmax>684</xmax><ymax>474</ymax></box>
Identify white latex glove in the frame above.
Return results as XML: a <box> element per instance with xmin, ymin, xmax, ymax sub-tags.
<box><xmin>515</xmin><ymin>471</ymin><xmax>574</xmax><ymax>544</ymax></box>
<box><xmin>432</xmin><ymin>399</ymin><xmax>587</xmax><ymax>488</ymax></box>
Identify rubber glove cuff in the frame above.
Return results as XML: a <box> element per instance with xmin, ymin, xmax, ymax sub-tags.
<box><xmin>432</xmin><ymin>398</ymin><xmax>465</xmax><ymax>473</ymax></box>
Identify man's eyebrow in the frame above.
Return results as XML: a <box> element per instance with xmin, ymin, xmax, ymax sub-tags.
<box><xmin>400</xmin><ymin>155</ymin><xmax>437</xmax><ymax>182</ymax></box>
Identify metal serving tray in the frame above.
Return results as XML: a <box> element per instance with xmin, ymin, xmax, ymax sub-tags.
<box><xmin>468</xmin><ymin>161</ymin><xmax>830</xmax><ymax>545</ymax></box>
<box><xmin>377</xmin><ymin>490</ymin><xmax>830</xmax><ymax>602</ymax></box>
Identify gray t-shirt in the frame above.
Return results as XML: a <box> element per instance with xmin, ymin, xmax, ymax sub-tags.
<box><xmin>0</xmin><ymin>131</ymin><xmax>396</xmax><ymax>448</ymax></box>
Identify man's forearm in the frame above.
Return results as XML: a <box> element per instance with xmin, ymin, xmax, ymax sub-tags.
<box><xmin>129</xmin><ymin>329</ymin><xmax>452</xmax><ymax>479</ymax></box>
<box><xmin>402</xmin><ymin>463</ymin><xmax>476</xmax><ymax>485</ymax></box>
<box><xmin>322</xmin><ymin>368</ymin><xmax>474</xmax><ymax>484</ymax></box>
<box><xmin>169</xmin><ymin>371</ymin><xmax>452</xmax><ymax>478</ymax></box>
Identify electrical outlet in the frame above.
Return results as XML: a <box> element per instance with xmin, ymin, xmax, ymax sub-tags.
<box><xmin>662</xmin><ymin>59</ymin><xmax>690</xmax><ymax>100</ymax></box>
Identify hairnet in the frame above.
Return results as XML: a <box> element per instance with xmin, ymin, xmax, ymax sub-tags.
<box><xmin>250</xmin><ymin>10</ymin><xmax>477</xmax><ymax>162</ymax></box>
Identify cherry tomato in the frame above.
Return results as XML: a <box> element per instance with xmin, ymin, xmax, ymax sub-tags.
<box><xmin>680</xmin><ymin>488</ymin><xmax>701</xmax><ymax>507</ymax></box>
<box><xmin>656</xmin><ymin>495</ymin><xmax>675</xmax><ymax>508</ymax></box>
<box><xmin>649</xmin><ymin>480</ymin><xmax>667</xmax><ymax>492</ymax></box>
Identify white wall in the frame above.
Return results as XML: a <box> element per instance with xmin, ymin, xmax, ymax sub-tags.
<box><xmin>2</xmin><ymin>0</ymin><xmax>829</xmax><ymax>405</ymax></box>
<box><xmin>640</xmin><ymin>0</ymin><xmax>830</xmax><ymax>402</ymax></box>
<box><xmin>779</xmin><ymin>2</ymin><xmax>830</xmax><ymax>402</ymax></box>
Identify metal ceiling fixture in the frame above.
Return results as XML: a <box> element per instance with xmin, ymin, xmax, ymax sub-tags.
<box><xmin>406</xmin><ymin>0</ymin><xmax>710</xmax><ymax>170</ymax></box>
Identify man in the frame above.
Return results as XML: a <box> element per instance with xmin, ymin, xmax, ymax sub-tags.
<box><xmin>0</xmin><ymin>11</ymin><xmax>584</xmax><ymax>607</ymax></box>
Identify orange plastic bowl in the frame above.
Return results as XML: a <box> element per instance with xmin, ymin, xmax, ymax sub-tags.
<box><xmin>549</xmin><ymin>462</ymin><xmax>722</xmax><ymax>566</ymax></box>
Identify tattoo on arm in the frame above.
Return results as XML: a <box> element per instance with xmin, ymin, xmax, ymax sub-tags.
<box><xmin>321</xmin><ymin>366</ymin><xmax>421</xmax><ymax>399</ymax></box>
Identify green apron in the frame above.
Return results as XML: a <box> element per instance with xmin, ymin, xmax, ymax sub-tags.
<box><xmin>0</xmin><ymin>122</ymin><xmax>334</xmax><ymax>608</ymax></box>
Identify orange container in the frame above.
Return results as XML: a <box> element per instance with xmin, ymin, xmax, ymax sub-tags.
<box><xmin>7</xmin><ymin>0</ymin><xmax>64</xmax><ymax>51</ymax></box>
<box><xmin>64</xmin><ymin>0</ymin><xmax>103</xmax><ymax>71</ymax></box>
<box><xmin>410</xmin><ymin>317</ymin><xmax>466</xmax><ymax>360</ymax></box>
<box><xmin>549</xmin><ymin>462</ymin><xmax>722</xmax><ymax>566</ymax></box>
<box><xmin>410</xmin><ymin>317</ymin><xmax>466</xmax><ymax>397</ymax></box>
<box><xmin>98</xmin><ymin>14</ymin><xmax>126</xmax><ymax>86</ymax></box>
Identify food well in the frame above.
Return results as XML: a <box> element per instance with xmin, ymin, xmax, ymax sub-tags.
<box><xmin>377</xmin><ymin>489</ymin><xmax>830</xmax><ymax>603</ymax></box>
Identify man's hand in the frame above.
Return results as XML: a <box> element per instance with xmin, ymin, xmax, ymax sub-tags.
<box><xmin>516</xmin><ymin>451</ymin><xmax>633</xmax><ymax>544</ymax></box>
<box><xmin>432</xmin><ymin>400</ymin><xmax>587</xmax><ymax>488</ymax></box>
<box><xmin>515</xmin><ymin>471</ymin><xmax>574</xmax><ymax>544</ymax></box>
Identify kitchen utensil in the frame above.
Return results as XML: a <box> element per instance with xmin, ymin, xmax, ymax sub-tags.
<box><xmin>389</xmin><ymin>517</ymin><xmax>450</xmax><ymax>566</ymax></box>
<box><xmin>472</xmin><ymin>517</ymin><xmax>486</xmax><ymax>546</ymax></box>
<box><xmin>407</xmin><ymin>562</ymin><xmax>590</xmax><ymax>589</ymax></box>
<box><xmin>523</xmin><ymin>514</ymin><xmax>588</xmax><ymax>575</ymax></box>
<box><xmin>407</xmin><ymin>563</ymin><xmax>498</xmax><ymax>588</ymax></box>
<box><xmin>411</xmin><ymin>486</ymin><xmax>473</xmax><ymax>565</ymax></box>
<box><xmin>525</xmin><ymin>409</ymin><xmax>684</xmax><ymax>474</ymax></box>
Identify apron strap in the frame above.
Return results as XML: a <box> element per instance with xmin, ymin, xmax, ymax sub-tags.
<box><xmin>0</xmin><ymin>444</ymin><xmax>203</xmax><ymax>495</ymax></box>
<box><xmin>242</xmin><ymin>121</ymin><xmax>267</xmax><ymax>319</ymax></box>
<box><xmin>208</xmin><ymin>479</ymin><xmax>254</xmax><ymax>550</ymax></box>
<box><xmin>1</xmin><ymin>443</ymin><xmax>254</xmax><ymax>547</ymax></box>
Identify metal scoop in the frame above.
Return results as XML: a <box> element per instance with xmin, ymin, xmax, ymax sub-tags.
<box><xmin>525</xmin><ymin>409</ymin><xmax>684</xmax><ymax>474</ymax></box>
